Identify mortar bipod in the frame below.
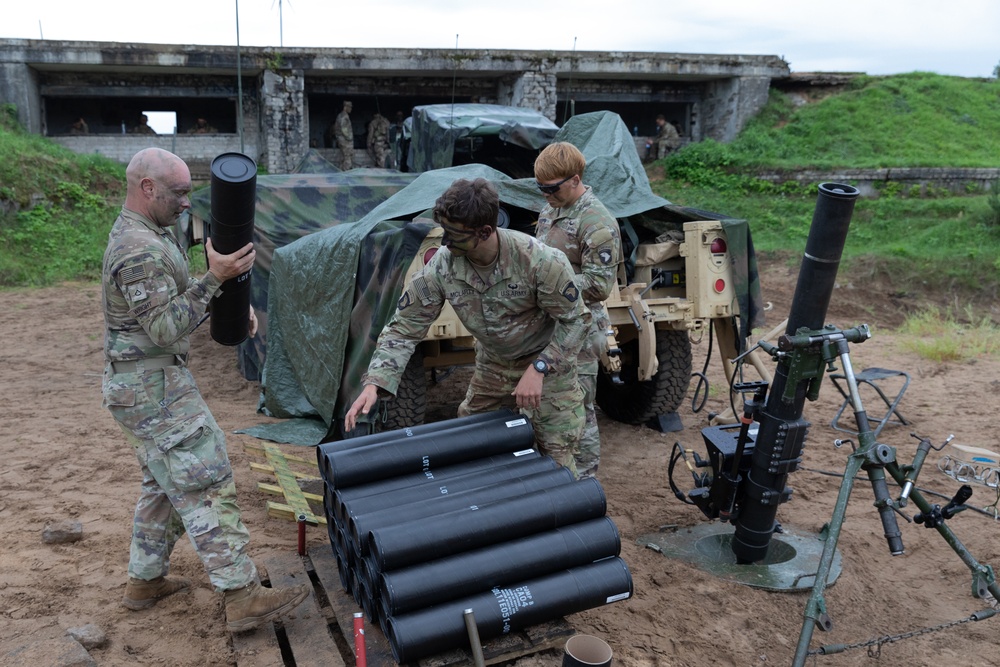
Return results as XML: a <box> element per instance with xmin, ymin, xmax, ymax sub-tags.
<box><xmin>792</xmin><ymin>329</ymin><xmax>1000</xmax><ymax>666</ymax></box>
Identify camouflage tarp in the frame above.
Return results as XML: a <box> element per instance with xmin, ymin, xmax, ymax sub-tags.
<box><xmin>292</xmin><ymin>149</ymin><xmax>340</xmax><ymax>174</ymax></box>
<box><xmin>258</xmin><ymin>165</ymin><xmax>544</xmax><ymax>441</ymax></box>
<box><xmin>407</xmin><ymin>103</ymin><xmax>559</xmax><ymax>174</ymax></box>
<box><xmin>189</xmin><ymin>168</ymin><xmax>417</xmax><ymax>380</ymax></box>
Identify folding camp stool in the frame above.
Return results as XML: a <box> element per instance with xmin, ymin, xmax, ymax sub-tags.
<box><xmin>830</xmin><ymin>367</ymin><xmax>911</xmax><ymax>438</ymax></box>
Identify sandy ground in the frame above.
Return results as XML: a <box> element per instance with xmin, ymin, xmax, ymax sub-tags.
<box><xmin>1</xmin><ymin>259</ymin><xmax>999</xmax><ymax>666</ymax></box>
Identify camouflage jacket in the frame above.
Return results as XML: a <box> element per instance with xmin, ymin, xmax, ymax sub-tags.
<box><xmin>363</xmin><ymin>228</ymin><xmax>591</xmax><ymax>395</ymax></box>
<box><xmin>535</xmin><ymin>185</ymin><xmax>622</xmax><ymax>307</ymax></box>
<box><xmin>368</xmin><ymin>114</ymin><xmax>390</xmax><ymax>150</ymax></box>
<box><xmin>335</xmin><ymin>111</ymin><xmax>353</xmax><ymax>145</ymax></box>
<box><xmin>102</xmin><ymin>207</ymin><xmax>222</xmax><ymax>362</ymax></box>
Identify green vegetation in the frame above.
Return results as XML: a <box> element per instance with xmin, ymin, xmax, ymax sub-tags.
<box><xmin>0</xmin><ymin>103</ymin><xmax>126</xmax><ymax>285</ymax></box>
<box><xmin>652</xmin><ymin>72</ymin><xmax>1000</xmax><ymax>333</ymax></box>
<box><xmin>896</xmin><ymin>307</ymin><xmax>1000</xmax><ymax>362</ymax></box>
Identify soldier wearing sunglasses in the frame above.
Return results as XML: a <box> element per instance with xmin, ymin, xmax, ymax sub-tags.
<box><xmin>345</xmin><ymin>178</ymin><xmax>591</xmax><ymax>478</ymax></box>
<box><xmin>534</xmin><ymin>142</ymin><xmax>623</xmax><ymax>479</ymax></box>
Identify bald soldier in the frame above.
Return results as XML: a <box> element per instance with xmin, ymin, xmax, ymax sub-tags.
<box><xmin>102</xmin><ymin>147</ymin><xmax>309</xmax><ymax>631</ymax></box>
<box><xmin>345</xmin><ymin>178</ymin><xmax>591</xmax><ymax>477</ymax></box>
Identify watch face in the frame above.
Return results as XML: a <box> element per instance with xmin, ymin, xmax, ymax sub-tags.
<box><xmin>534</xmin><ymin>360</ymin><xmax>549</xmax><ymax>375</ymax></box>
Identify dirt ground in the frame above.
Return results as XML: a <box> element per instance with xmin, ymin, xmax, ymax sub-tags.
<box><xmin>2</xmin><ymin>258</ymin><xmax>999</xmax><ymax>667</ymax></box>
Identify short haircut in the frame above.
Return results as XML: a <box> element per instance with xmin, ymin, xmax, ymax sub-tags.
<box><xmin>656</xmin><ymin>114</ymin><xmax>666</xmax><ymax>122</ymax></box>
<box><xmin>534</xmin><ymin>141</ymin><xmax>586</xmax><ymax>182</ymax></box>
<box><xmin>433</xmin><ymin>178</ymin><xmax>499</xmax><ymax>230</ymax></box>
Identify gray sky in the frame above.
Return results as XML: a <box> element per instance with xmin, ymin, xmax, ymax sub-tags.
<box><xmin>3</xmin><ymin>0</ymin><xmax>998</xmax><ymax>78</ymax></box>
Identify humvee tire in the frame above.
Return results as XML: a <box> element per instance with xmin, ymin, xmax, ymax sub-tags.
<box><xmin>380</xmin><ymin>349</ymin><xmax>427</xmax><ymax>432</ymax></box>
<box><xmin>596</xmin><ymin>329</ymin><xmax>692</xmax><ymax>424</ymax></box>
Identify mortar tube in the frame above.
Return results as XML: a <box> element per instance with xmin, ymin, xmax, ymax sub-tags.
<box><xmin>385</xmin><ymin>557</ymin><xmax>633</xmax><ymax>664</ymax></box>
<box><xmin>369</xmin><ymin>477</ymin><xmax>608</xmax><ymax>573</ymax></box>
<box><xmin>318</xmin><ymin>409</ymin><xmax>512</xmax><ymax>484</ymax></box>
<box><xmin>322</xmin><ymin>416</ymin><xmax>535</xmax><ymax>489</ymax></box>
<box><xmin>348</xmin><ymin>468</ymin><xmax>575</xmax><ymax>560</ymax></box>
<box><xmin>332</xmin><ymin>449</ymin><xmax>541</xmax><ymax>522</ymax></box>
<box><xmin>341</xmin><ymin>455</ymin><xmax>557</xmax><ymax>524</ymax></box>
<box><xmin>732</xmin><ymin>183</ymin><xmax>859</xmax><ymax>564</ymax></box>
<box><xmin>316</xmin><ymin>409</ymin><xmax>512</xmax><ymax>479</ymax></box>
<box><xmin>381</xmin><ymin>517</ymin><xmax>621</xmax><ymax>616</ymax></box>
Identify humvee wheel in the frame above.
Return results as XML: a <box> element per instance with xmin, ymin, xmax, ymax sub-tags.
<box><xmin>596</xmin><ymin>328</ymin><xmax>692</xmax><ymax>425</ymax></box>
<box><xmin>380</xmin><ymin>349</ymin><xmax>427</xmax><ymax>431</ymax></box>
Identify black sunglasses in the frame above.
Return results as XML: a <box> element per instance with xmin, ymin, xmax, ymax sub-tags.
<box><xmin>535</xmin><ymin>175</ymin><xmax>573</xmax><ymax>195</ymax></box>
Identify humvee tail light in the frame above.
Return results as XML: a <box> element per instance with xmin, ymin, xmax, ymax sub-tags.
<box><xmin>423</xmin><ymin>247</ymin><xmax>438</xmax><ymax>265</ymax></box>
<box><xmin>710</xmin><ymin>237</ymin><xmax>727</xmax><ymax>254</ymax></box>
<box><xmin>714</xmin><ymin>279</ymin><xmax>726</xmax><ymax>293</ymax></box>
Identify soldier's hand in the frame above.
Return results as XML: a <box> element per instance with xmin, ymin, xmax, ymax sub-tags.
<box><xmin>206</xmin><ymin>239</ymin><xmax>255</xmax><ymax>282</ymax></box>
<box><xmin>512</xmin><ymin>367</ymin><xmax>544</xmax><ymax>410</ymax></box>
<box><xmin>345</xmin><ymin>385</ymin><xmax>379</xmax><ymax>432</ymax></box>
<box><xmin>248</xmin><ymin>306</ymin><xmax>259</xmax><ymax>338</ymax></box>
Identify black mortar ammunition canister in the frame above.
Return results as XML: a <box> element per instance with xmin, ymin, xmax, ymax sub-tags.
<box><xmin>208</xmin><ymin>152</ymin><xmax>257</xmax><ymax>345</ymax></box>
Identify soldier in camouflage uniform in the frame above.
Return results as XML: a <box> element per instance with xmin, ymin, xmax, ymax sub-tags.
<box><xmin>335</xmin><ymin>101</ymin><xmax>354</xmax><ymax>170</ymax></box>
<box><xmin>367</xmin><ymin>112</ymin><xmax>391</xmax><ymax>168</ymax></box>
<box><xmin>345</xmin><ymin>178</ymin><xmax>591</xmax><ymax>477</ymax></box>
<box><xmin>102</xmin><ymin>147</ymin><xmax>308</xmax><ymax>631</ymax></box>
<box><xmin>533</xmin><ymin>142</ymin><xmax>623</xmax><ymax>478</ymax></box>
<box><xmin>654</xmin><ymin>114</ymin><xmax>681</xmax><ymax>159</ymax></box>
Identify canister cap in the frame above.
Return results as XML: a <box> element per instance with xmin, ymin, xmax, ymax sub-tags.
<box><xmin>211</xmin><ymin>152</ymin><xmax>257</xmax><ymax>184</ymax></box>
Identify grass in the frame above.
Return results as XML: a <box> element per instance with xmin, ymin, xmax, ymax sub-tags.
<box><xmin>895</xmin><ymin>307</ymin><xmax>1000</xmax><ymax>362</ymax></box>
<box><xmin>0</xmin><ymin>103</ymin><xmax>126</xmax><ymax>286</ymax></box>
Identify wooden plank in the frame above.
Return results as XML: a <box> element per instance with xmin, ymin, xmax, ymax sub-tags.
<box><xmin>262</xmin><ymin>550</ymin><xmax>346</xmax><ymax>667</ymax></box>
<box><xmin>257</xmin><ymin>481</ymin><xmax>324</xmax><ymax>504</ymax></box>
<box><xmin>266</xmin><ymin>500</ymin><xmax>328</xmax><ymax>525</ymax></box>
<box><xmin>249</xmin><ymin>461</ymin><xmax>322</xmax><ymax>481</ymax></box>
<box><xmin>245</xmin><ymin>442</ymin><xmax>321</xmax><ymax>468</ymax></box>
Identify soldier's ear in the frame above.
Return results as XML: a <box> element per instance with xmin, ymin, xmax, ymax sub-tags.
<box><xmin>478</xmin><ymin>227</ymin><xmax>492</xmax><ymax>240</ymax></box>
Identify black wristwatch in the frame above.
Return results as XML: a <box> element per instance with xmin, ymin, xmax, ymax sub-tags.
<box><xmin>532</xmin><ymin>359</ymin><xmax>550</xmax><ymax>376</ymax></box>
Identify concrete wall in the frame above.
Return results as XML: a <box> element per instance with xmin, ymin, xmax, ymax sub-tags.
<box><xmin>0</xmin><ymin>39</ymin><xmax>791</xmax><ymax>173</ymax></box>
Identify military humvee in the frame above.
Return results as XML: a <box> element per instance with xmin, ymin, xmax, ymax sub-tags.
<box><xmin>189</xmin><ymin>112</ymin><xmax>761</xmax><ymax>442</ymax></box>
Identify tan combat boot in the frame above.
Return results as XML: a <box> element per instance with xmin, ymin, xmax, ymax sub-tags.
<box><xmin>122</xmin><ymin>576</ymin><xmax>191</xmax><ymax>610</ymax></box>
<box><xmin>224</xmin><ymin>581</ymin><xmax>310</xmax><ymax>632</ymax></box>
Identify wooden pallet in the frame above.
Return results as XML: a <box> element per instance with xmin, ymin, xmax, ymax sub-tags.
<box><xmin>245</xmin><ymin>442</ymin><xmax>326</xmax><ymax>526</ymax></box>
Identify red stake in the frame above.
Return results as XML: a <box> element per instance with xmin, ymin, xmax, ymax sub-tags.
<box><xmin>353</xmin><ymin>612</ymin><xmax>367</xmax><ymax>667</ymax></box>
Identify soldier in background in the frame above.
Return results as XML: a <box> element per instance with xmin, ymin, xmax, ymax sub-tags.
<box><xmin>367</xmin><ymin>112</ymin><xmax>391</xmax><ymax>168</ymax></box>
<box><xmin>131</xmin><ymin>114</ymin><xmax>157</xmax><ymax>135</ymax></box>
<box><xmin>69</xmin><ymin>116</ymin><xmax>89</xmax><ymax>134</ymax></box>
<box><xmin>653</xmin><ymin>114</ymin><xmax>681</xmax><ymax>159</ymax></box>
<box><xmin>388</xmin><ymin>110</ymin><xmax>406</xmax><ymax>169</ymax></box>
<box><xmin>534</xmin><ymin>142</ymin><xmax>623</xmax><ymax>478</ymax></box>
<box><xmin>345</xmin><ymin>178</ymin><xmax>590</xmax><ymax>478</ymax></box>
<box><xmin>102</xmin><ymin>147</ymin><xmax>309</xmax><ymax>632</ymax></box>
<box><xmin>334</xmin><ymin>101</ymin><xmax>354</xmax><ymax>170</ymax></box>
<box><xmin>187</xmin><ymin>117</ymin><xmax>217</xmax><ymax>134</ymax></box>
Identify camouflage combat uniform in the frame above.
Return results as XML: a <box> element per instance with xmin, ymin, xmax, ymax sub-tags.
<box><xmin>363</xmin><ymin>228</ymin><xmax>591</xmax><ymax>477</ymax></box>
<box><xmin>655</xmin><ymin>122</ymin><xmax>681</xmax><ymax>159</ymax></box>
<box><xmin>536</xmin><ymin>185</ymin><xmax>622</xmax><ymax>477</ymax></box>
<box><xmin>367</xmin><ymin>114</ymin><xmax>391</xmax><ymax>168</ymax></box>
<box><xmin>101</xmin><ymin>207</ymin><xmax>256</xmax><ymax>592</ymax></box>
<box><xmin>335</xmin><ymin>109</ymin><xmax>354</xmax><ymax>170</ymax></box>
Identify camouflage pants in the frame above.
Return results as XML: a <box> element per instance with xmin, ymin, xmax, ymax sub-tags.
<box><xmin>576</xmin><ymin>319</ymin><xmax>603</xmax><ymax>477</ymax></box>
<box><xmin>370</xmin><ymin>144</ymin><xmax>387</xmax><ymax>168</ymax></box>
<box><xmin>103</xmin><ymin>365</ymin><xmax>257</xmax><ymax>592</ymax></box>
<box><xmin>337</xmin><ymin>139</ymin><xmax>354</xmax><ymax>170</ymax></box>
<box><xmin>458</xmin><ymin>350</ymin><xmax>585</xmax><ymax>479</ymax></box>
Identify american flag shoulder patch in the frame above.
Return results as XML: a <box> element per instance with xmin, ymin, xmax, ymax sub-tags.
<box><xmin>119</xmin><ymin>264</ymin><xmax>147</xmax><ymax>285</ymax></box>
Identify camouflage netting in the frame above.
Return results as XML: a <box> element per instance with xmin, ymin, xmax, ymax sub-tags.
<box><xmin>233</xmin><ymin>111</ymin><xmax>763</xmax><ymax>445</ymax></box>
